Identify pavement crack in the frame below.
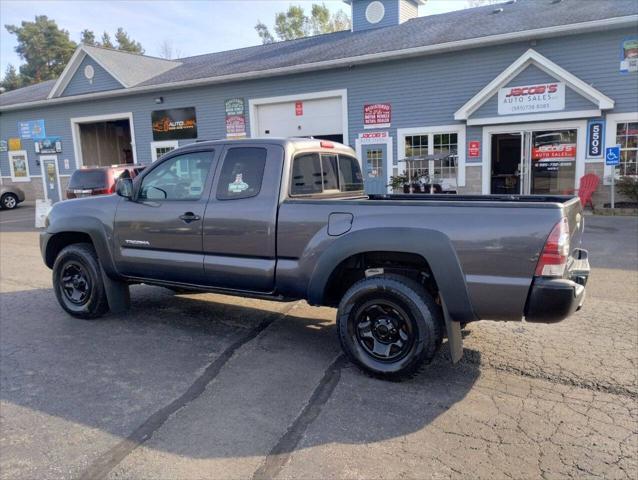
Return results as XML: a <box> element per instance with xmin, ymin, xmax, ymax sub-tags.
<box><xmin>77</xmin><ymin>303</ymin><xmax>297</xmax><ymax>480</ymax></box>
<box><xmin>453</xmin><ymin>353</ymin><xmax>637</xmax><ymax>398</ymax></box>
<box><xmin>252</xmin><ymin>354</ymin><xmax>347</xmax><ymax>480</ymax></box>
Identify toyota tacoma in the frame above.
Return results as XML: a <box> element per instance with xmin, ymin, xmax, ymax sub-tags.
<box><xmin>41</xmin><ymin>138</ymin><xmax>590</xmax><ymax>379</ymax></box>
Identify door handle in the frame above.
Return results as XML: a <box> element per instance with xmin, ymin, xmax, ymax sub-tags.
<box><xmin>179</xmin><ymin>212</ymin><xmax>201</xmax><ymax>223</ymax></box>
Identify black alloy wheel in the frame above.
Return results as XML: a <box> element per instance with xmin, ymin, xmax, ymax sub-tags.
<box><xmin>354</xmin><ymin>300</ymin><xmax>415</xmax><ymax>363</ymax></box>
<box><xmin>60</xmin><ymin>261</ymin><xmax>92</xmax><ymax>306</ymax></box>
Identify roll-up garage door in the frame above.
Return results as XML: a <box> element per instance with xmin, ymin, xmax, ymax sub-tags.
<box><xmin>254</xmin><ymin>96</ymin><xmax>343</xmax><ymax>143</ymax></box>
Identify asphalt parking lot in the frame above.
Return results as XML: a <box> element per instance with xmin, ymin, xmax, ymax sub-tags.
<box><xmin>1</xmin><ymin>205</ymin><xmax>636</xmax><ymax>480</ymax></box>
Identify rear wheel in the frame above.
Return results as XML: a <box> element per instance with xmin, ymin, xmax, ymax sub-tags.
<box><xmin>337</xmin><ymin>275</ymin><xmax>443</xmax><ymax>380</ymax></box>
<box><xmin>1</xmin><ymin>193</ymin><xmax>18</xmax><ymax>210</ymax></box>
<box><xmin>53</xmin><ymin>243</ymin><xmax>109</xmax><ymax>319</ymax></box>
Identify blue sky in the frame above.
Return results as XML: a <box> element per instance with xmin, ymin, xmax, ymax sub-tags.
<box><xmin>0</xmin><ymin>0</ymin><xmax>472</xmax><ymax>79</ymax></box>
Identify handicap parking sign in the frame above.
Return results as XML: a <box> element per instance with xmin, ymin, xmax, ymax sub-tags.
<box><xmin>605</xmin><ymin>145</ymin><xmax>621</xmax><ymax>166</ymax></box>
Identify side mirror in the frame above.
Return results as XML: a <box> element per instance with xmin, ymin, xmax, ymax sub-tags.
<box><xmin>115</xmin><ymin>178</ymin><xmax>133</xmax><ymax>199</ymax></box>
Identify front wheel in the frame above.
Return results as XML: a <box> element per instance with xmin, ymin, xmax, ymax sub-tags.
<box><xmin>52</xmin><ymin>243</ymin><xmax>109</xmax><ymax>319</ymax></box>
<box><xmin>1</xmin><ymin>193</ymin><xmax>18</xmax><ymax>210</ymax></box>
<box><xmin>337</xmin><ymin>275</ymin><xmax>443</xmax><ymax>380</ymax></box>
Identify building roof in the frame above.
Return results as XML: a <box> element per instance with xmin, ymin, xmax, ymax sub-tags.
<box><xmin>80</xmin><ymin>45</ymin><xmax>179</xmax><ymax>88</ymax></box>
<box><xmin>1</xmin><ymin>0</ymin><xmax>637</xmax><ymax>109</ymax></box>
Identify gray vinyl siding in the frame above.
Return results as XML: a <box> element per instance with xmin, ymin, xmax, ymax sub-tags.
<box><xmin>352</xmin><ymin>0</ymin><xmax>401</xmax><ymax>31</ymax></box>
<box><xmin>1</xmin><ymin>27</ymin><xmax>636</xmax><ymax>179</ymax></box>
<box><xmin>62</xmin><ymin>56</ymin><xmax>123</xmax><ymax>97</ymax></box>
<box><xmin>398</xmin><ymin>0</ymin><xmax>418</xmax><ymax>24</ymax></box>
<box><xmin>465</xmin><ymin>126</ymin><xmax>483</xmax><ymax>164</ymax></box>
<box><xmin>471</xmin><ymin>64</ymin><xmax>599</xmax><ymax>119</ymax></box>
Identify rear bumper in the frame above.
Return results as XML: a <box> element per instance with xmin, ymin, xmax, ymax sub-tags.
<box><xmin>525</xmin><ymin>248</ymin><xmax>590</xmax><ymax>323</ymax></box>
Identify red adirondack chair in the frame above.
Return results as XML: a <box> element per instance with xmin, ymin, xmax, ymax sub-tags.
<box><xmin>565</xmin><ymin>173</ymin><xmax>600</xmax><ymax>210</ymax></box>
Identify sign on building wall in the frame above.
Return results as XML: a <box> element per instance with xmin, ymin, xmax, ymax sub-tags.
<box><xmin>620</xmin><ymin>38</ymin><xmax>638</xmax><ymax>73</ymax></box>
<box><xmin>498</xmin><ymin>82</ymin><xmax>565</xmax><ymax>115</ymax></box>
<box><xmin>586</xmin><ymin>119</ymin><xmax>605</xmax><ymax>159</ymax></box>
<box><xmin>468</xmin><ymin>141</ymin><xmax>480</xmax><ymax>158</ymax></box>
<box><xmin>225</xmin><ymin>98</ymin><xmax>246</xmax><ymax>138</ymax></box>
<box><xmin>18</xmin><ymin>119</ymin><xmax>46</xmax><ymax>139</ymax></box>
<box><xmin>364</xmin><ymin>103</ymin><xmax>391</xmax><ymax>128</ymax></box>
<box><xmin>0</xmin><ymin>140</ymin><xmax>7</xmax><ymax>152</ymax></box>
<box><xmin>8</xmin><ymin>138</ymin><xmax>22</xmax><ymax>151</ymax></box>
<box><xmin>151</xmin><ymin>107</ymin><xmax>197</xmax><ymax>141</ymax></box>
<box><xmin>34</xmin><ymin>137</ymin><xmax>62</xmax><ymax>154</ymax></box>
<box><xmin>359</xmin><ymin>131</ymin><xmax>389</xmax><ymax>144</ymax></box>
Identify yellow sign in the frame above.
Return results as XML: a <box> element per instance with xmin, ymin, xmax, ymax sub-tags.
<box><xmin>8</xmin><ymin>138</ymin><xmax>21</xmax><ymax>151</ymax></box>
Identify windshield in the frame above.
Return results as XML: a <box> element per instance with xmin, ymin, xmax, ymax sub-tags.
<box><xmin>68</xmin><ymin>170</ymin><xmax>109</xmax><ymax>189</ymax></box>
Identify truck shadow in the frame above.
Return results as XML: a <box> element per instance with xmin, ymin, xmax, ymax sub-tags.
<box><xmin>0</xmin><ymin>285</ymin><xmax>480</xmax><ymax>462</ymax></box>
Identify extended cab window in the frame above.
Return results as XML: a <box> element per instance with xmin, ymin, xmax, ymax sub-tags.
<box><xmin>216</xmin><ymin>147</ymin><xmax>267</xmax><ymax>200</ymax></box>
<box><xmin>139</xmin><ymin>151</ymin><xmax>213</xmax><ymax>200</ymax></box>
<box><xmin>291</xmin><ymin>153</ymin><xmax>363</xmax><ymax>195</ymax></box>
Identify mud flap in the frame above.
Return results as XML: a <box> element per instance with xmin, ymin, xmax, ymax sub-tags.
<box><xmin>441</xmin><ymin>298</ymin><xmax>463</xmax><ymax>363</ymax></box>
<box><xmin>100</xmin><ymin>265</ymin><xmax>130</xmax><ymax>314</ymax></box>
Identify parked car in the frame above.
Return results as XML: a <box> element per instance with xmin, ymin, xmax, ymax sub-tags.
<box><xmin>41</xmin><ymin>138</ymin><xmax>590</xmax><ymax>380</ymax></box>
<box><xmin>66</xmin><ymin>165</ymin><xmax>145</xmax><ymax>199</ymax></box>
<box><xmin>0</xmin><ymin>184</ymin><xmax>26</xmax><ymax>210</ymax></box>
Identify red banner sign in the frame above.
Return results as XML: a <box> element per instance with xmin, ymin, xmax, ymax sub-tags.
<box><xmin>468</xmin><ymin>141</ymin><xmax>480</xmax><ymax>157</ymax></box>
<box><xmin>295</xmin><ymin>101</ymin><xmax>303</xmax><ymax>116</ymax></box>
<box><xmin>532</xmin><ymin>143</ymin><xmax>576</xmax><ymax>160</ymax></box>
<box><xmin>364</xmin><ymin>103</ymin><xmax>391</xmax><ymax>128</ymax></box>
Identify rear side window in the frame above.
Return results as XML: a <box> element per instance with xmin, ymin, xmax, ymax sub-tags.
<box><xmin>216</xmin><ymin>147</ymin><xmax>267</xmax><ymax>200</ymax></box>
<box><xmin>291</xmin><ymin>153</ymin><xmax>363</xmax><ymax>196</ymax></box>
<box><xmin>68</xmin><ymin>170</ymin><xmax>108</xmax><ymax>189</ymax></box>
<box><xmin>338</xmin><ymin>155</ymin><xmax>364</xmax><ymax>192</ymax></box>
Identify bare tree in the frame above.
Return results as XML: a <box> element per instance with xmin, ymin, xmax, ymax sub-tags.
<box><xmin>158</xmin><ymin>39</ymin><xmax>182</xmax><ymax>60</ymax></box>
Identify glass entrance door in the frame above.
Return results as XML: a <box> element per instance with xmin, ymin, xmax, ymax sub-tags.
<box><xmin>491</xmin><ymin>128</ymin><xmax>577</xmax><ymax>195</ymax></box>
<box><xmin>529</xmin><ymin>129</ymin><xmax>577</xmax><ymax>195</ymax></box>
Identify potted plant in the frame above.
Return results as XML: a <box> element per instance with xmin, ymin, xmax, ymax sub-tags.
<box><xmin>388</xmin><ymin>173</ymin><xmax>409</xmax><ymax>193</ymax></box>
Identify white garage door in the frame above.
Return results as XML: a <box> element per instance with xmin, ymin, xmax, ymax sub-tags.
<box><xmin>254</xmin><ymin>96</ymin><xmax>343</xmax><ymax>141</ymax></box>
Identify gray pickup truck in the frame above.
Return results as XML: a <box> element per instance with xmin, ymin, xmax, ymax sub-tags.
<box><xmin>41</xmin><ymin>138</ymin><xmax>590</xmax><ymax>379</ymax></box>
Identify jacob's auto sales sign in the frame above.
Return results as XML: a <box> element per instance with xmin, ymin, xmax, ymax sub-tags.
<box><xmin>532</xmin><ymin>143</ymin><xmax>576</xmax><ymax>160</ymax></box>
<box><xmin>498</xmin><ymin>82</ymin><xmax>565</xmax><ymax>115</ymax></box>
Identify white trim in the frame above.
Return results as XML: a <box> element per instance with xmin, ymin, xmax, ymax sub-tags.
<box><xmin>248</xmin><ymin>89</ymin><xmax>349</xmax><ymax>144</ymax></box>
<box><xmin>603</xmin><ymin>112</ymin><xmax>638</xmax><ymax>184</ymax></box>
<box><xmin>481</xmin><ymin>119</ymin><xmax>587</xmax><ymax>195</ymax></box>
<box><xmin>7</xmin><ymin>150</ymin><xmax>31</xmax><ymax>182</ymax></box>
<box><xmin>467</xmin><ymin>109</ymin><xmax>602</xmax><ymax>126</ymax></box>
<box><xmin>48</xmin><ymin>48</ymin><xmax>87</xmax><ymax>99</ymax></box>
<box><xmin>355</xmin><ymin>134</ymin><xmax>394</xmax><ymax>194</ymax></box>
<box><xmin>455</xmin><ymin>49</ymin><xmax>615</xmax><ymax>121</ymax></box>
<box><xmin>150</xmin><ymin>140</ymin><xmax>179</xmax><ymax>162</ymax></box>
<box><xmin>39</xmin><ymin>155</ymin><xmax>63</xmax><ymax>202</ymax></box>
<box><xmin>396</xmin><ymin>124</ymin><xmax>467</xmax><ymax>187</ymax></box>
<box><xmin>4</xmin><ymin>15</ymin><xmax>635</xmax><ymax>112</ymax></box>
<box><xmin>70</xmin><ymin>112</ymin><xmax>138</xmax><ymax>168</ymax></box>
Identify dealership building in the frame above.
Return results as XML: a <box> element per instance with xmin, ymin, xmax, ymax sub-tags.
<box><xmin>0</xmin><ymin>0</ymin><xmax>637</xmax><ymax>203</ymax></box>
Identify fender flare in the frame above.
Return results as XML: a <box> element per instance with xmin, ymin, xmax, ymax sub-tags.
<box><xmin>306</xmin><ymin>228</ymin><xmax>476</xmax><ymax>323</ymax></box>
<box><xmin>46</xmin><ymin>216</ymin><xmax>118</xmax><ymax>278</ymax></box>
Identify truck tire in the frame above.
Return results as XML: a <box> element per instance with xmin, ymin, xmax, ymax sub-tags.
<box><xmin>337</xmin><ymin>275</ymin><xmax>443</xmax><ymax>380</ymax></box>
<box><xmin>52</xmin><ymin>243</ymin><xmax>109</xmax><ymax>319</ymax></box>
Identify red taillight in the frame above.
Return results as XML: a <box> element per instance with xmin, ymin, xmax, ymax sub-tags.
<box><xmin>320</xmin><ymin>141</ymin><xmax>334</xmax><ymax>148</ymax></box>
<box><xmin>92</xmin><ymin>188</ymin><xmax>110</xmax><ymax>195</ymax></box>
<box><xmin>535</xmin><ymin>217</ymin><xmax>570</xmax><ymax>277</ymax></box>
